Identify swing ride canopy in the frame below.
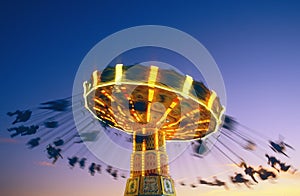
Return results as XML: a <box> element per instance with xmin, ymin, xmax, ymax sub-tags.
<box><xmin>83</xmin><ymin>64</ymin><xmax>225</xmax><ymax>141</ymax></box>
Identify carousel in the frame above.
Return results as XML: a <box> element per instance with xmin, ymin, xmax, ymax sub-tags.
<box><xmin>83</xmin><ymin>64</ymin><xmax>225</xmax><ymax>195</ymax></box>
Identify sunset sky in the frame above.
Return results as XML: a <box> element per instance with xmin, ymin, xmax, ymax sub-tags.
<box><xmin>0</xmin><ymin>1</ymin><xmax>300</xmax><ymax>195</ymax></box>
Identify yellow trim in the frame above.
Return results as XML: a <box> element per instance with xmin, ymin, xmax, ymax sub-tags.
<box><xmin>155</xmin><ymin>130</ymin><xmax>159</xmax><ymax>150</ymax></box>
<box><xmin>108</xmin><ymin>108</ymin><xmax>113</xmax><ymax>114</ymax></box>
<box><xmin>100</xmin><ymin>89</ymin><xmax>114</xmax><ymax>101</ymax></box>
<box><xmin>115</xmin><ymin>64</ymin><xmax>123</xmax><ymax>85</ymax></box>
<box><xmin>83</xmin><ymin>66</ymin><xmax>225</xmax><ymax>141</ymax></box>
<box><xmin>132</xmin><ymin>111</ymin><xmax>141</xmax><ymax>122</ymax></box>
<box><xmin>156</xmin><ymin>130</ymin><xmax>161</xmax><ymax>174</ymax></box>
<box><xmin>83</xmin><ymin>81</ymin><xmax>89</xmax><ymax>109</ymax></box>
<box><xmin>92</xmin><ymin>70</ymin><xmax>99</xmax><ymax>87</ymax></box>
<box><xmin>147</xmin><ymin>102</ymin><xmax>152</xmax><ymax>123</ymax></box>
<box><xmin>93</xmin><ymin>106</ymin><xmax>101</xmax><ymax>112</ymax></box>
<box><xmin>117</xmin><ymin>106</ymin><xmax>126</xmax><ymax>117</ymax></box>
<box><xmin>130</xmin><ymin>154</ymin><xmax>134</xmax><ymax>178</ymax></box>
<box><xmin>194</xmin><ymin>119</ymin><xmax>211</xmax><ymax>124</ymax></box>
<box><xmin>148</xmin><ymin>65</ymin><xmax>159</xmax><ymax>87</ymax></box>
<box><xmin>131</xmin><ymin>132</ymin><xmax>136</xmax><ymax>178</ymax></box>
<box><xmin>142</xmin><ymin>140</ymin><xmax>146</xmax><ymax>176</ymax></box>
<box><xmin>133</xmin><ymin>132</ymin><xmax>136</xmax><ymax>151</ymax></box>
<box><xmin>166</xmin><ymin>115</ymin><xmax>186</xmax><ymax>128</ymax></box>
<box><xmin>208</xmin><ymin>91</ymin><xmax>216</xmax><ymax>109</ymax></box>
<box><xmin>182</xmin><ymin>75</ymin><xmax>193</xmax><ymax>97</ymax></box>
<box><xmin>146</xmin><ymin>66</ymin><xmax>159</xmax><ymax>123</ymax></box>
<box><xmin>148</xmin><ymin>89</ymin><xmax>155</xmax><ymax>101</ymax></box>
<box><xmin>84</xmin><ymin>81</ymin><xmax>220</xmax><ymax>122</ymax></box>
<box><xmin>147</xmin><ymin>88</ymin><xmax>155</xmax><ymax>122</ymax></box>
<box><xmin>142</xmin><ymin>128</ymin><xmax>146</xmax><ymax>135</ymax></box>
<box><xmin>157</xmin><ymin>150</ymin><xmax>161</xmax><ymax>174</ymax></box>
<box><xmin>94</xmin><ymin>98</ymin><xmax>105</xmax><ymax>107</ymax></box>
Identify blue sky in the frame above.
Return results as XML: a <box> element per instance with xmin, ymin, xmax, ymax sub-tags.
<box><xmin>0</xmin><ymin>1</ymin><xmax>300</xmax><ymax>195</ymax></box>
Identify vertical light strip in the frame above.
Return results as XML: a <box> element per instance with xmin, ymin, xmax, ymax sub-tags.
<box><xmin>131</xmin><ymin>132</ymin><xmax>136</xmax><ymax>178</ymax></box>
<box><xmin>130</xmin><ymin>153</ymin><xmax>133</xmax><ymax>178</ymax></box>
<box><xmin>83</xmin><ymin>81</ymin><xmax>89</xmax><ymax>109</ymax></box>
<box><xmin>147</xmin><ymin>66</ymin><xmax>159</xmax><ymax>123</ymax></box>
<box><xmin>142</xmin><ymin>139</ymin><xmax>146</xmax><ymax>176</ymax></box>
<box><xmin>162</xmin><ymin>131</ymin><xmax>166</xmax><ymax>175</ymax></box>
<box><xmin>92</xmin><ymin>70</ymin><xmax>99</xmax><ymax>87</ymax></box>
<box><xmin>115</xmin><ymin>64</ymin><xmax>123</xmax><ymax>85</ymax></box>
<box><xmin>156</xmin><ymin>130</ymin><xmax>161</xmax><ymax>174</ymax></box>
<box><xmin>166</xmin><ymin>157</ymin><xmax>170</xmax><ymax>175</ymax></box>
<box><xmin>148</xmin><ymin>65</ymin><xmax>159</xmax><ymax>87</ymax></box>
<box><xmin>208</xmin><ymin>91</ymin><xmax>217</xmax><ymax>109</ymax></box>
<box><xmin>133</xmin><ymin>132</ymin><xmax>136</xmax><ymax>151</ymax></box>
<box><xmin>157</xmin><ymin>150</ymin><xmax>161</xmax><ymax>174</ymax></box>
<box><xmin>163</xmin><ymin>131</ymin><xmax>170</xmax><ymax>175</ymax></box>
<box><xmin>147</xmin><ymin>89</ymin><xmax>155</xmax><ymax>122</ymax></box>
<box><xmin>182</xmin><ymin>75</ymin><xmax>193</xmax><ymax>97</ymax></box>
<box><xmin>155</xmin><ymin>130</ymin><xmax>159</xmax><ymax>150</ymax></box>
<box><xmin>142</xmin><ymin>128</ymin><xmax>146</xmax><ymax>135</ymax></box>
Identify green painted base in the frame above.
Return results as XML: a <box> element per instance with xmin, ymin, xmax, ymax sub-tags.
<box><xmin>124</xmin><ymin>176</ymin><xmax>176</xmax><ymax>196</ymax></box>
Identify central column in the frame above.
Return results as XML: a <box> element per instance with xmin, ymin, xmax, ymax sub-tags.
<box><xmin>124</xmin><ymin>128</ymin><xmax>176</xmax><ymax>196</ymax></box>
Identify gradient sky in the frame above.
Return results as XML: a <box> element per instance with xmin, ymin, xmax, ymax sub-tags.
<box><xmin>0</xmin><ymin>1</ymin><xmax>300</xmax><ymax>196</ymax></box>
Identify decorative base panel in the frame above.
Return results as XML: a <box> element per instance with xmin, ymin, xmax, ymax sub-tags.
<box><xmin>124</xmin><ymin>176</ymin><xmax>176</xmax><ymax>196</ymax></box>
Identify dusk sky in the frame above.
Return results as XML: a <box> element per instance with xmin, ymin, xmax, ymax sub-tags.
<box><xmin>0</xmin><ymin>1</ymin><xmax>300</xmax><ymax>195</ymax></box>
